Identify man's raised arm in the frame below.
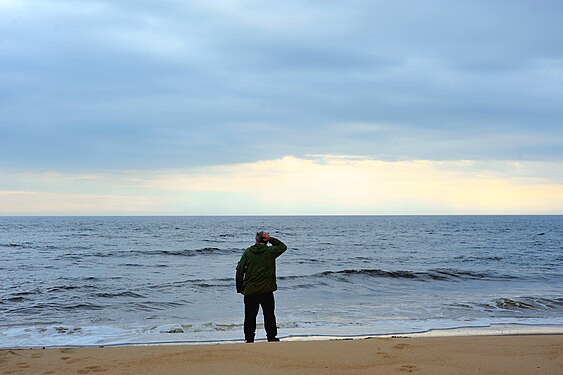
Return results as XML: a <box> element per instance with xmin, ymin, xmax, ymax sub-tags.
<box><xmin>268</xmin><ymin>237</ymin><xmax>287</xmax><ymax>258</ymax></box>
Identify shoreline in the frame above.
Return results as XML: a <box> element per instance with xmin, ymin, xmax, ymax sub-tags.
<box><xmin>3</xmin><ymin>323</ymin><xmax>563</xmax><ymax>350</ymax></box>
<box><xmin>2</xmin><ymin>334</ymin><xmax>562</xmax><ymax>374</ymax></box>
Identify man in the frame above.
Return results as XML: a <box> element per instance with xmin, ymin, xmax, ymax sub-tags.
<box><xmin>236</xmin><ymin>231</ymin><xmax>287</xmax><ymax>343</ymax></box>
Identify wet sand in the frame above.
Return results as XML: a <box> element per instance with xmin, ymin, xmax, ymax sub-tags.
<box><xmin>1</xmin><ymin>334</ymin><xmax>562</xmax><ymax>374</ymax></box>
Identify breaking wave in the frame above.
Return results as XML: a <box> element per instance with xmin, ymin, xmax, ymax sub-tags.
<box><xmin>279</xmin><ymin>268</ymin><xmax>518</xmax><ymax>282</ymax></box>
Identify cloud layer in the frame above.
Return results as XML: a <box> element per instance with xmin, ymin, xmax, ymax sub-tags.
<box><xmin>1</xmin><ymin>1</ymin><xmax>562</xmax><ymax>214</ymax></box>
<box><xmin>2</xmin><ymin>0</ymin><xmax>563</xmax><ymax>172</ymax></box>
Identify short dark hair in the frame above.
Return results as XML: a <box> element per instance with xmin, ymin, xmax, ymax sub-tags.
<box><xmin>256</xmin><ymin>231</ymin><xmax>267</xmax><ymax>243</ymax></box>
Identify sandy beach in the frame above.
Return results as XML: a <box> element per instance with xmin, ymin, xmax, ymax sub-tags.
<box><xmin>1</xmin><ymin>334</ymin><xmax>562</xmax><ymax>375</ymax></box>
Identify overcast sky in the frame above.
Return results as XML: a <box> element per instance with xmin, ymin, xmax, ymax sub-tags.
<box><xmin>1</xmin><ymin>0</ymin><xmax>562</xmax><ymax>214</ymax></box>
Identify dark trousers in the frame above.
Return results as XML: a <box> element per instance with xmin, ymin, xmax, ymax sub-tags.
<box><xmin>244</xmin><ymin>292</ymin><xmax>277</xmax><ymax>341</ymax></box>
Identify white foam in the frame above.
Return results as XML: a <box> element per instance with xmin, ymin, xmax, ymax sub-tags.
<box><xmin>2</xmin><ymin>321</ymin><xmax>563</xmax><ymax>349</ymax></box>
<box><xmin>399</xmin><ymin>324</ymin><xmax>563</xmax><ymax>338</ymax></box>
<box><xmin>282</xmin><ymin>323</ymin><xmax>563</xmax><ymax>342</ymax></box>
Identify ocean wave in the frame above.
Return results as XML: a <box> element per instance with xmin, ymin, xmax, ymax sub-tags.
<box><xmin>160</xmin><ymin>322</ymin><xmax>241</xmax><ymax>334</ymax></box>
<box><xmin>279</xmin><ymin>268</ymin><xmax>516</xmax><ymax>282</ymax></box>
<box><xmin>5</xmin><ymin>296</ymin><xmax>29</xmax><ymax>303</ymax></box>
<box><xmin>494</xmin><ymin>297</ymin><xmax>563</xmax><ymax>311</ymax></box>
<box><xmin>90</xmin><ymin>247</ymin><xmax>240</xmax><ymax>258</ymax></box>
<box><xmin>454</xmin><ymin>255</ymin><xmax>503</xmax><ymax>262</ymax></box>
<box><xmin>47</xmin><ymin>285</ymin><xmax>99</xmax><ymax>292</ymax></box>
<box><xmin>7</xmin><ymin>302</ymin><xmax>106</xmax><ymax>314</ymax></box>
<box><xmin>148</xmin><ymin>277</ymin><xmax>233</xmax><ymax>290</ymax></box>
<box><xmin>0</xmin><ymin>242</ymin><xmax>33</xmax><ymax>249</ymax></box>
<box><xmin>429</xmin><ymin>269</ymin><xmax>516</xmax><ymax>280</ymax></box>
<box><xmin>2</xmin><ymin>291</ymin><xmax>39</xmax><ymax>304</ymax></box>
<box><xmin>453</xmin><ymin>297</ymin><xmax>563</xmax><ymax>313</ymax></box>
<box><xmin>320</xmin><ymin>269</ymin><xmax>419</xmax><ymax>279</ymax></box>
<box><xmin>194</xmin><ymin>282</ymin><xmax>230</xmax><ymax>288</ymax></box>
<box><xmin>95</xmin><ymin>291</ymin><xmax>146</xmax><ymax>299</ymax></box>
<box><xmin>11</xmin><ymin>290</ymin><xmax>39</xmax><ymax>296</ymax></box>
<box><xmin>495</xmin><ymin>298</ymin><xmax>536</xmax><ymax>310</ymax></box>
<box><xmin>132</xmin><ymin>301</ymin><xmax>186</xmax><ymax>312</ymax></box>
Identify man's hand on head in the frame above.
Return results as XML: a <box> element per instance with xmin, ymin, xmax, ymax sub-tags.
<box><xmin>262</xmin><ymin>232</ymin><xmax>271</xmax><ymax>243</ymax></box>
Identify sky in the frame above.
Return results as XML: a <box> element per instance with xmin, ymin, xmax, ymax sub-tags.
<box><xmin>1</xmin><ymin>0</ymin><xmax>562</xmax><ymax>215</ymax></box>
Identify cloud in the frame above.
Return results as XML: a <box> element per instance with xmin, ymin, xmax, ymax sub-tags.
<box><xmin>1</xmin><ymin>0</ymin><xmax>563</xmax><ymax>172</ymax></box>
<box><xmin>2</xmin><ymin>156</ymin><xmax>562</xmax><ymax>215</ymax></box>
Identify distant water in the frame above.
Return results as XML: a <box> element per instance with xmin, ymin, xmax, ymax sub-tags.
<box><xmin>1</xmin><ymin>216</ymin><xmax>562</xmax><ymax>347</ymax></box>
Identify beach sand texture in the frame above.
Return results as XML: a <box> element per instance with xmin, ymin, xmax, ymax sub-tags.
<box><xmin>1</xmin><ymin>334</ymin><xmax>562</xmax><ymax>375</ymax></box>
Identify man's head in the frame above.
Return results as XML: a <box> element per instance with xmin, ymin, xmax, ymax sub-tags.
<box><xmin>255</xmin><ymin>231</ymin><xmax>270</xmax><ymax>244</ymax></box>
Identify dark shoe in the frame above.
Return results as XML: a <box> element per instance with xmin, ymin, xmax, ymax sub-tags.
<box><xmin>267</xmin><ymin>337</ymin><xmax>280</xmax><ymax>342</ymax></box>
<box><xmin>245</xmin><ymin>339</ymin><xmax>254</xmax><ymax>343</ymax></box>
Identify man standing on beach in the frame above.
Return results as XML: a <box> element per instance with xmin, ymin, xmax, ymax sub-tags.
<box><xmin>236</xmin><ymin>231</ymin><xmax>287</xmax><ymax>343</ymax></box>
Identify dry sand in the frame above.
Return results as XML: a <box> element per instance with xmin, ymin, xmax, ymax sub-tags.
<box><xmin>1</xmin><ymin>334</ymin><xmax>562</xmax><ymax>374</ymax></box>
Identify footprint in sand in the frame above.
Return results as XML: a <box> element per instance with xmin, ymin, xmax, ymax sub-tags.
<box><xmin>376</xmin><ymin>351</ymin><xmax>391</xmax><ymax>359</ymax></box>
<box><xmin>31</xmin><ymin>353</ymin><xmax>43</xmax><ymax>359</ymax></box>
<box><xmin>399</xmin><ymin>364</ymin><xmax>418</xmax><ymax>372</ymax></box>
<box><xmin>77</xmin><ymin>365</ymin><xmax>107</xmax><ymax>374</ymax></box>
<box><xmin>16</xmin><ymin>362</ymin><xmax>31</xmax><ymax>369</ymax></box>
<box><xmin>393</xmin><ymin>343</ymin><xmax>410</xmax><ymax>350</ymax></box>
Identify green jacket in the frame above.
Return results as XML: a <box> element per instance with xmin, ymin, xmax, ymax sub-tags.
<box><xmin>236</xmin><ymin>237</ymin><xmax>287</xmax><ymax>295</ymax></box>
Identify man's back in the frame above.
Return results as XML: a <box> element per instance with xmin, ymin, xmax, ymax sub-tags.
<box><xmin>236</xmin><ymin>237</ymin><xmax>287</xmax><ymax>295</ymax></box>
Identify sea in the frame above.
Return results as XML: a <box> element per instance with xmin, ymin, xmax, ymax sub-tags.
<box><xmin>1</xmin><ymin>215</ymin><xmax>562</xmax><ymax>348</ymax></box>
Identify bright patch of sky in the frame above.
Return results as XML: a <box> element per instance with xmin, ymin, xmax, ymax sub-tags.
<box><xmin>1</xmin><ymin>0</ymin><xmax>562</xmax><ymax>214</ymax></box>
